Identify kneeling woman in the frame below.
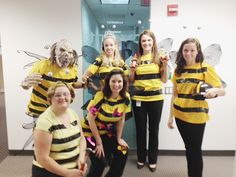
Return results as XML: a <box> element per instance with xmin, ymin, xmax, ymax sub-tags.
<box><xmin>32</xmin><ymin>81</ymin><xmax>87</xmax><ymax>177</ymax></box>
<box><xmin>81</xmin><ymin>69</ymin><xmax>131</xmax><ymax>177</ymax></box>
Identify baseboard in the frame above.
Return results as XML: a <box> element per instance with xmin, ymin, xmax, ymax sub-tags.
<box><xmin>9</xmin><ymin>149</ymin><xmax>235</xmax><ymax>156</ymax></box>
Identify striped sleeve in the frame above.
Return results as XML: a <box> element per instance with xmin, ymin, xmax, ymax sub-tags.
<box><xmin>205</xmin><ymin>65</ymin><xmax>221</xmax><ymax>87</ymax></box>
<box><xmin>87</xmin><ymin>91</ymin><xmax>104</xmax><ymax>111</ymax></box>
<box><xmin>87</xmin><ymin>57</ymin><xmax>102</xmax><ymax>75</ymax></box>
<box><xmin>35</xmin><ymin>115</ymin><xmax>52</xmax><ymax>133</ymax></box>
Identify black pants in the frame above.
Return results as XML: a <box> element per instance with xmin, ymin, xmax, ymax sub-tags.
<box><xmin>32</xmin><ymin>164</ymin><xmax>62</xmax><ymax>177</ymax></box>
<box><xmin>132</xmin><ymin>100</ymin><xmax>163</xmax><ymax>164</ymax></box>
<box><xmin>86</xmin><ymin>134</ymin><xmax>128</xmax><ymax>177</ymax></box>
<box><xmin>176</xmin><ymin>118</ymin><xmax>206</xmax><ymax>177</ymax></box>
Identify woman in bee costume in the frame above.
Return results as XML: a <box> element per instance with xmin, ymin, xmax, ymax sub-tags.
<box><xmin>129</xmin><ymin>30</ymin><xmax>169</xmax><ymax>172</ymax></box>
<box><xmin>81</xmin><ymin>31</ymin><xmax>129</xmax><ymax>91</ymax></box>
<box><xmin>168</xmin><ymin>38</ymin><xmax>225</xmax><ymax>177</ymax></box>
<box><xmin>81</xmin><ymin>69</ymin><xmax>131</xmax><ymax>177</ymax></box>
<box><xmin>21</xmin><ymin>39</ymin><xmax>84</xmax><ymax>118</ymax></box>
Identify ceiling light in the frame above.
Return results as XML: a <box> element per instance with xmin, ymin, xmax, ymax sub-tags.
<box><xmin>101</xmin><ymin>24</ymin><xmax>105</xmax><ymax>29</ymax></box>
<box><xmin>138</xmin><ymin>20</ymin><xmax>142</xmax><ymax>24</ymax></box>
<box><xmin>106</xmin><ymin>21</ymin><xmax>123</xmax><ymax>24</ymax></box>
<box><xmin>100</xmin><ymin>0</ymin><xmax>130</xmax><ymax>5</ymax></box>
<box><xmin>112</xmin><ymin>25</ymin><xmax>116</xmax><ymax>29</ymax></box>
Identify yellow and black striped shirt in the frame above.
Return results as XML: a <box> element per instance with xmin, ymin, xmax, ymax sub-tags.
<box><xmin>81</xmin><ymin>91</ymin><xmax>131</xmax><ymax>137</ymax></box>
<box><xmin>172</xmin><ymin>62</ymin><xmax>222</xmax><ymax>124</ymax></box>
<box><xmin>87</xmin><ymin>57</ymin><xmax>129</xmax><ymax>82</ymax></box>
<box><xmin>27</xmin><ymin>59</ymin><xmax>78</xmax><ymax>117</ymax></box>
<box><xmin>132</xmin><ymin>53</ymin><xmax>163</xmax><ymax>102</ymax></box>
<box><xmin>33</xmin><ymin>107</ymin><xmax>81</xmax><ymax>169</ymax></box>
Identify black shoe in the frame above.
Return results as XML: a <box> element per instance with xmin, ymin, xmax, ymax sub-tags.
<box><xmin>148</xmin><ymin>164</ymin><xmax>156</xmax><ymax>172</ymax></box>
<box><xmin>137</xmin><ymin>162</ymin><xmax>145</xmax><ymax>169</ymax></box>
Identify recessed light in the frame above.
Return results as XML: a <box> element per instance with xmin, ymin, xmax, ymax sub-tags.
<box><xmin>101</xmin><ymin>0</ymin><xmax>130</xmax><ymax>5</ymax></box>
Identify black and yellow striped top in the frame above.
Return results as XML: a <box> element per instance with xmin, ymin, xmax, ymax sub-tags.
<box><xmin>87</xmin><ymin>57</ymin><xmax>129</xmax><ymax>81</ymax></box>
<box><xmin>132</xmin><ymin>53</ymin><xmax>163</xmax><ymax>101</ymax></box>
<box><xmin>27</xmin><ymin>59</ymin><xmax>78</xmax><ymax>117</ymax></box>
<box><xmin>81</xmin><ymin>91</ymin><xmax>131</xmax><ymax>137</ymax></box>
<box><xmin>33</xmin><ymin>107</ymin><xmax>81</xmax><ymax>169</ymax></box>
<box><xmin>172</xmin><ymin>62</ymin><xmax>222</xmax><ymax>124</ymax></box>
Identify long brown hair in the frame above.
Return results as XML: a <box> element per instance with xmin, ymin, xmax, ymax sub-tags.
<box><xmin>136</xmin><ymin>30</ymin><xmax>159</xmax><ymax>65</ymax></box>
<box><xmin>175</xmin><ymin>38</ymin><xmax>204</xmax><ymax>76</ymax></box>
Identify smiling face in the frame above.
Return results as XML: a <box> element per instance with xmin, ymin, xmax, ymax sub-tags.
<box><xmin>51</xmin><ymin>86</ymin><xmax>71</xmax><ymax>109</ymax></box>
<box><xmin>103</xmin><ymin>37</ymin><xmax>116</xmax><ymax>58</ymax></box>
<box><xmin>182</xmin><ymin>42</ymin><xmax>198</xmax><ymax>66</ymax></box>
<box><xmin>109</xmin><ymin>74</ymin><xmax>123</xmax><ymax>95</ymax></box>
<box><xmin>54</xmin><ymin>40</ymin><xmax>74</xmax><ymax>68</ymax></box>
<box><xmin>140</xmin><ymin>34</ymin><xmax>153</xmax><ymax>54</ymax></box>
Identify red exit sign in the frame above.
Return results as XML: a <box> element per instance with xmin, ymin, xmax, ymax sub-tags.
<box><xmin>167</xmin><ymin>4</ymin><xmax>178</xmax><ymax>16</ymax></box>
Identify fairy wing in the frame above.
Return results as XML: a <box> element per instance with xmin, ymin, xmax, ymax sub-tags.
<box><xmin>157</xmin><ymin>38</ymin><xmax>173</xmax><ymax>52</ymax></box>
<box><xmin>203</xmin><ymin>44</ymin><xmax>222</xmax><ymax>66</ymax></box>
<box><xmin>125</xmin><ymin>40</ymin><xmax>138</xmax><ymax>56</ymax></box>
<box><xmin>17</xmin><ymin>50</ymin><xmax>47</xmax><ymax>60</ymax></box>
<box><xmin>82</xmin><ymin>45</ymin><xmax>100</xmax><ymax>64</ymax></box>
<box><xmin>157</xmin><ymin>38</ymin><xmax>175</xmax><ymax>75</ymax></box>
<box><xmin>120</xmin><ymin>48</ymin><xmax>132</xmax><ymax>61</ymax></box>
<box><xmin>17</xmin><ymin>50</ymin><xmax>48</xmax><ymax>69</ymax></box>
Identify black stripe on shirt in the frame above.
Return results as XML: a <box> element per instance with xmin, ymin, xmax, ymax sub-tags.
<box><xmin>174</xmin><ymin>104</ymin><xmax>209</xmax><ymax>113</ymax></box>
<box><xmin>55</xmin><ymin>154</ymin><xmax>79</xmax><ymax>165</ymax></box>
<box><xmin>28</xmin><ymin>108</ymin><xmax>44</xmax><ymax>116</ymax></box>
<box><xmin>42</xmin><ymin>74</ymin><xmax>78</xmax><ymax>83</ymax></box>
<box><xmin>30</xmin><ymin>101</ymin><xmax>49</xmax><ymax>108</ymax></box>
<box><xmin>52</xmin><ymin>132</ymin><xmax>81</xmax><ymax>144</ymax></box>
<box><xmin>92</xmin><ymin>60</ymin><xmax>102</xmax><ymax>66</ymax></box>
<box><xmin>176</xmin><ymin>78</ymin><xmax>202</xmax><ymax>84</ymax></box>
<box><xmin>135</xmin><ymin>73</ymin><xmax>161</xmax><ymax>80</ymax></box>
<box><xmin>134</xmin><ymin>89</ymin><xmax>162</xmax><ymax>96</ymax></box>
<box><xmin>32</xmin><ymin>89</ymin><xmax>47</xmax><ymax>101</ymax></box>
<box><xmin>50</xmin><ymin>146</ymin><xmax>78</xmax><ymax>153</ymax></box>
<box><xmin>180</xmin><ymin>67</ymin><xmax>207</xmax><ymax>74</ymax></box>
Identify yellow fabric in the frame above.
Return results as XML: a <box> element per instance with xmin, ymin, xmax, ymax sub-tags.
<box><xmin>81</xmin><ymin>91</ymin><xmax>131</xmax><ymax>137</ymax></box>
<box><xmin>172</xmin><ymin>62</ymin><xmax>222</xmax><ymax>124</ymax></box>
<box><xmin>33</xmin><ymin>107</ymin><xmax>81</xmax><ymax>169</ymax></box>
<box><xmin>27</xmin><ymin>59</ymin><xmax>78</xmax><ymax>117</ymax></box>
<box><xmin>132</xmin><ymin>53</ymin><xmax>164</xmax><ymax>101</ymax></box>
<box><xmin>88</xmin><ymin>57</ymin><xmax>129</xmax><ymax>78</ymax></box>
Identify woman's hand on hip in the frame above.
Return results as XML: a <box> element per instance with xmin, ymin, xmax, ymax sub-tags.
<box><xmin>118</xmin><ymin>138</ymin><xmax>129</xmax><ymax>148</ymax></box>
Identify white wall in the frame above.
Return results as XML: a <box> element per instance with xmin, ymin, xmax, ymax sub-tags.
<box><xmin>0</xmin><ymin>0</ymin><xmax>83</xmax><ymax>150</ymax></box>
<box><xmin>0</xmin><ymin>0</ymin><xmax>236</xmax><ymax>151</ymax></box>
<box><xmin>151</xmin><ymin>0</ymin><xmax>236</xmax><ymax>150</ymax></box>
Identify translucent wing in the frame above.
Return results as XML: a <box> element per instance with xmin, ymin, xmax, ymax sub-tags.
<box><xmin>125</xmin><ymin>40</ymin><xmax>138</xmax><ymax>56</ymax></box>
<box><xmin>17</xmin><ymin>50</ymin><xmax>48</xmax><ymax>69</ymax></box>
<box><xmin>82</xmin><ymin>45</ymin><xmax>100</xmax><ymax>64</ymax></box>
<box><xmin>17</xmin><ymin>50</ymin><xmax>47</xmax><ymax>60</ymax></box>
<box><xmin>120</xmin><ymin>49</ymin><xmax>132</xmax><ymax>61</ymax></box>
<box><xmin>157</xmin><ymin>38</ymin><xmax>173</xmax><ymax>52</ymax></box>
<box><xmin>169</xmin><ymin>50</ymin><xmax>177</xmax><ymax>69</ymax></box>
<box><xmin>203</xmin><ymin>44</ymin><xmax>222</xmax><ymax>66</ymax></box>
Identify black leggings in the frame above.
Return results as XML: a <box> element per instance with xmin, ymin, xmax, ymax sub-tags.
<box><xmin>176</xmin><ymin>118</ymin><xmax>206</xmax><ymax>177</ymax></box>
<box><xmin>86</xmin><ymin>134</ymin><xmax>128</xmax><ymax>177</ymax></box>
<box><xmin>32</xmin><ymin>165</ymin><xmax>62</xmax><ymax>177</ymax></box>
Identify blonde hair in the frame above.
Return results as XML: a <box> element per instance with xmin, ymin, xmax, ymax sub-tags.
<box><xmin>100</xmin><ymin>31</ymin><xmax>123</xmax><ymax>67</ymax></box>
<box><xmin>47</xmin><ymin>81</ymin><xmax>75</xmax><ymax>104</ymax></box>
